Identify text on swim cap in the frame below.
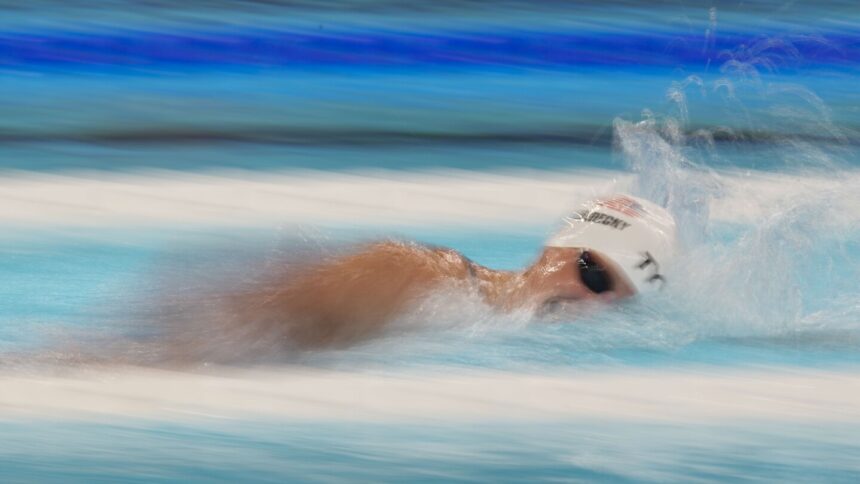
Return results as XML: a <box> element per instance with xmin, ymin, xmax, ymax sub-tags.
<box><xmin>637</xmin><ymin>251</ymin><xmax>665</xmax><ymax>289</ymax></box>
<box><xmin>574</xmin><ymin>210</ymin><xmax>631</xmax><ymax>231</ymax></box>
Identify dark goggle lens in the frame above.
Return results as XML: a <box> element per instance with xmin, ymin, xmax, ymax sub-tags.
<box><xmin>578</xmin><ymin>251</ymin><xmax>611</xmax><ymax>294</ymax></box>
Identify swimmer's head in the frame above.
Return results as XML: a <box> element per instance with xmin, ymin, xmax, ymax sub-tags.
<box><xmin>545</xmin><ymin>194</ymin><xmax>678</xmax><ymax>295</ymax></box>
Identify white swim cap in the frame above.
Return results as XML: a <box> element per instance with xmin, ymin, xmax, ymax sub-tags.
<box><xmin>546</xmin><ymin>194</ymin><xmax>678</xmax><ymax>293</ymax></box>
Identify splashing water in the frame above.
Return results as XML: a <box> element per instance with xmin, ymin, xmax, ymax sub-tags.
<box><xmin>607</xmin><ymin>53</ymin><xmax>860</xmax><ymax>352</ymax></box>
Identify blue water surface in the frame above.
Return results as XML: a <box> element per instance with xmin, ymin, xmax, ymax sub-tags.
<box><xmin>3</xmin><ymin>419</ymin><xmax>859</xmax><ymax>483</ymax></box>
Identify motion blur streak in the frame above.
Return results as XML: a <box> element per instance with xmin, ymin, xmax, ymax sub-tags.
<box><xmin>1</xmin><ymin>1</ymin><xmax>859</xmax><ymax>482</ymax></box>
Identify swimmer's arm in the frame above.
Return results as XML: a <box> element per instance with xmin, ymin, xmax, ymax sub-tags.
<box><xmin>233</xmin><ymin>242</ymin><xmax>472</xmax><ymax>348</ymax></box>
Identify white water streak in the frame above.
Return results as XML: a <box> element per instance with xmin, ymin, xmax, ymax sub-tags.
<box><xmin>1</xmin><ymin>368</ymin><xmax>858</xmax><ymax>423</ymax></box>
<box><xmin>0</xmin><ymin>169</ymin><xmax>857</xmax><ymax>229</ymax></box>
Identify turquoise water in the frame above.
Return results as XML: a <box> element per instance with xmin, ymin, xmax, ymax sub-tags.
<box><xmin>4</xmin><ymin>420</ymin><xmax>860</xmax><ymax>483</ymax></box>
<box><xmin>2</xmin><ymin>1</ymin><xmax>860</xmax><ymax>481</ymax></box>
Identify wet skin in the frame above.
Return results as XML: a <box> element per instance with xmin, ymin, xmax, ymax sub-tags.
<box><xmin>229</xmin><ymin>242</ymin><xmax>634</xmax><ymax>349</ymax></box>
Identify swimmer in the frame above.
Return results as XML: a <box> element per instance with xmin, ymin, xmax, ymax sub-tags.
<box><xmin>228</xmin><ymin>194</ymin><xmax>677</xmax><ymax>349</ymax></box>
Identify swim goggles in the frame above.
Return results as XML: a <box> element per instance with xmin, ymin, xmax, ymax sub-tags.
<box><xmin>578</xmin><ymin>250</ymin><xmax>611</xmax><ymax>294</ymax></box>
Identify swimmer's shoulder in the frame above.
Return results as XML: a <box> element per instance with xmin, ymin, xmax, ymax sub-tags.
<box><xmin>363</xmin><ymin>240</ymin><xmax>475</xmax><ymax>280</ymax></box>
<box><xmin>428</xmin><ymin>246</ymin><xmax>478</xmax><ymax>279</ymax></box>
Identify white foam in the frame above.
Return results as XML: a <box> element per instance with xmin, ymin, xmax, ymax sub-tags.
<box><xmin>1</xmin><ymin>168</ymin><xmax>857</xmax><ymax>228</ymax></box>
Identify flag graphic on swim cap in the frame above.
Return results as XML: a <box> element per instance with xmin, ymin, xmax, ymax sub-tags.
<box><xmin>598</xmin><ymin>196</ymin><xmax>645</xmax><ymax>218</ymax></box>
<box><xmin>546</xmin><ymin>194</ymin><xmax>678</xmax><ymax>293</ymax></box>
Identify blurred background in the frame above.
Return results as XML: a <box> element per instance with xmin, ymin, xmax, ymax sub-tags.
<box><xmin>1</xmin><ymin>1</ymin><xmax>860</xmax><ymax>482</ymax></box>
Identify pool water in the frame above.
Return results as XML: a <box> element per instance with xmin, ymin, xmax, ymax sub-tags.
<box><xmin>1</xmin><ymin>1</ymin><xmax>859</xmax><ymax>482</ymax></box>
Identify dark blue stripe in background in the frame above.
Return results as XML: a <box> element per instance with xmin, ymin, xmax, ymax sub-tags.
<box><xmin>0</xmin><ymin>29</ymin><xmax>857</xmax><ymax>70</ymax></box>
